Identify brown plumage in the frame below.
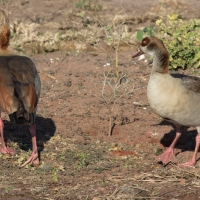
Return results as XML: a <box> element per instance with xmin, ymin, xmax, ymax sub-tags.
<box><xmin>0</xmin><ymin>9</ymin><xmax>10</xmax><ymax>50</ymax></box>
<box><xmin>0</xmin><ymin>9</ymin><xmax>41</xmax><ymax>167</ymax></box>
<box><xmin>133</xmin><ymin>36</ymin><xmax>200</xmax><ymax>167</ymax></box>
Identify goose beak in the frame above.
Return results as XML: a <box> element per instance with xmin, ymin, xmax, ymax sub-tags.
<box><xmin>132</xmin><ymin>48</ymin><xmax>144</xmax><ymax>58</ymax></box>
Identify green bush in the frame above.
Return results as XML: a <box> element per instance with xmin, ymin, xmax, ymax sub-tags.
<box><xmin>136</xmin><ymin>24</ymin><xmax>155</xmax><ymax>41</ymax></box>
<box><xmin>156</xmin><ymin>14</ymin><xmax>200</xmax><ymax>69</ymax></box>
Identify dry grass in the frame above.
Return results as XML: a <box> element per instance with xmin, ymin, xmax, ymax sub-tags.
<box><xmin>8</xmin><ymin>0</ymin><xmax>194</xmax><ymax>58</ymax></box>
<box><xmin>1</xmin><ymin>134</ymin><xmax>199</xmax><ymax>199</ymax></box>
<box><xmin>6</xmin><ymin>1</ymin><xmax>179</xmax><ymax>55</ymax></box>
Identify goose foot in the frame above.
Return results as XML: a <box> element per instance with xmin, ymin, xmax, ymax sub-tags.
<box><xmin>20</xmin><ymin>124</ymin><xmax>40</xmax><ymax>168</ymax></box>
<box><xmin>20</xmin><ymin>150</ymin><xmax>39</xmax><ymax>167</ymax></box>
<box><xmin>0</xmin><ymin>147</ymin><xmax>14</xmax><ymax>155</ymax></box>
<box><xmin>179</xmin><ymin>160</ymin><xmax>196</xmax><ymax>168</ymax></box>
<box><xmin>155</xmin><ymin>147</ymin><xmax>176</xmax><ymax>165</ymax></box>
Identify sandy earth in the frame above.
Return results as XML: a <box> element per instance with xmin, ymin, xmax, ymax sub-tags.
<box><xmin>0</xmin><ymin>0</ymin><xmax>199</xmax><ymax>199</ymax></box>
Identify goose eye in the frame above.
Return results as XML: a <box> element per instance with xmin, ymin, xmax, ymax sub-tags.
<box><xmin>141</xmin><ymin>37</ymin><xmax>150</xmax><ymax>47</ymax></box>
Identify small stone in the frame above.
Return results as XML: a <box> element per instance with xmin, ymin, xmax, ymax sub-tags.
<box><xmin>42</xmin><ymin>163</ymin><xmax>52</xmax><ymax>170</ymax></box>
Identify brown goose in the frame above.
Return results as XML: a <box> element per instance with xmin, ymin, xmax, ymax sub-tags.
<box><xmin>0</xmin><ymin>9</ymin><xmax>41</xmax><ymax>167</ymax></box>
<box><xmin>132</xmin><ymin>36</ymin><xmax>200</xmax><ymax>167</ymax></box>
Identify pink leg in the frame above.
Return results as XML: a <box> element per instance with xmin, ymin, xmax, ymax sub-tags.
<box><xmin>20</xmin><ymin>124</ymin><xmax>39</xmax><ymax>167</ymax></box>
<box><xmin>0</xmin><ymin>118</ymin><xmax>14</xmax><ymax>155</ymax></box>
<box><xmin>180</xmin><ymin>132</ymin><xmax>200</xmax><ymax>167</ymax></box>
<box><xmin>156</xmin><ymin>126</ymin><xmax>181</xmax><ymax>165</ymax></box>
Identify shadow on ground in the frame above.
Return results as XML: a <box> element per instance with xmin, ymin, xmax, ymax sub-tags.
<box><xmin>157</xmin><ymin>120</ymin><xmax>198</xmax><ymax>152</ymax></box>
<box><xmin>2</xmin><ymin>116</ymin><xmax>56</xmax><ymax>157</ymax></box>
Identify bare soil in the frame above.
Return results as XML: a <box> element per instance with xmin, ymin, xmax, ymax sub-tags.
<box><xmin>0</xmin><ymin>0</ymin><xmax>200</xmax><ymax>199</ymax></box>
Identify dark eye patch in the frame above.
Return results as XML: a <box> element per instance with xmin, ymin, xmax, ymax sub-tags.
<box><xmin>147</xmin><ymin>42</ymin><xmax>156</xmax><ymax>50</ymax></box>
<box><xmin>141</xmin><ymin>37</ymin><xmax>150</xmax><ymax>46</ymax></box>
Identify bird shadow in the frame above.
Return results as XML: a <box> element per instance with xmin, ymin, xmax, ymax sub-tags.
<box><xmin>154</xmin><ymin>120</ymin><xmax>199</xmax><ymax>154</ymax></box>
<box><xmin>3</xmin><ymin>115</ymin><xmax>56</xmax><ymax>160</ymax></box>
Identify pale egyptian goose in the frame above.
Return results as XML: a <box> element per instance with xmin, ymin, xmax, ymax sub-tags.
<box><xmin>132</xmin><ymin>36</ymin><xmax>200</xmax><ymax>167</ymax></box>
<box><xmin>0</xmin><ymin>9</ymin><xmax>41</xmax><ymax>167</ymax></box>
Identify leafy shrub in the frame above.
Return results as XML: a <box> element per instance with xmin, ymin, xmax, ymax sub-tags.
<box><xmin>156</xmin><ymin>14</ymin><xmax>200</xmax><ymax>69</ymax></box>
<box><xmin>136</xmin><ymin>24</ymin><xmax>155</xmax><ymax>41</ymax></box>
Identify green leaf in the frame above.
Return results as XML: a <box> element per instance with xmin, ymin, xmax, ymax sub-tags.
<box><xmin>143</xmin><ymin>27</ymin><xmax>148</xmax><ymax>33</ymax></box>
<box><xmin>150</xmin><ymin>24</ymin><xmax>154</xmax><ymax>29</ymax></box>
<box><xmin>98</xmin><ymin>5</ymin><xmax>103</xmax><ymax>11</ymax></box>
<box><xmin>136</xmin><ymin>30</ymin><xmax>144</xmax><ymax>41</ymax></box>
<box><xmin>76</xmin><ymin>3</ymin><xmax>82</xmax><ymax>8</ymax></box>
<box><xmin>156</xmin><ymin>16</ymin><xmax>200</xmax><ymax>69</ymax></box>
<box><xmin>148</xmin><ymin>30</ymin><xmax>153</xmax><ymax>37</ymax></box>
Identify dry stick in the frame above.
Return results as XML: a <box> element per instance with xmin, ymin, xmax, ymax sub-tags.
<box><xmin>115</xmin><ymin>46</ymin><xmax>119</xmax><ymax>81</ymax></box>
<box><xmin>97</xmin><ymin>84</ymin><xmax>136</xmax><ymax>137</ymax></box>
<box><xmin>6</xmin><ymin>0</ymin><xmax>12</xmax><ymax>18</ymax></box>
<box><xmin>95</xmin><ymin>2</ymin><xmax>126</xmax><ymax>82</ymax></box>
<box><xmin>100</xmin><ymin>72</ymin><xmax>114</xmax><ymax>136</ymax></box>
<box><xmin>103</xmin><ymin>73</ymin><xmax>114</xmax><ymax>136</ymax></box>
<box><xmin>108</xmin><ymin>110</ymin><xmax>114</xmax><ymax>137</ymax></box>
<box><xmin>111</xmin><ymin>185</ymin><xmax>162</xmax><ymax>199</ymax></box>
<box><xmin>128</xmin><ymin>197</ymin><xmax>163</xmax><ymax>199</ymax></box>
<box><xmin>113</xmin><ymin>24</ymin><xmax>124</xmax><ymax>82</ymax></box>
<box><xmin>114</xmin><ymin>0</ymin><xmax>127</xmax><ymax>82</ymax></box>
<box><xmin>94</xmin><ymin>70</ymin><xmax>135</xmax><ymax>136</ymax></box>
<box><xmin>114</xmin><ymin>32</ymin><xmax>122</xmax><ymax>82</ymax></box>
<box><xmin>93</xmin><ymin>0</ymin><xmax>134</xmax><ymax>137</ymax></box>
<box><xmin>174</xmin><ymin>165</ymin><xmax>200</xmax><ymax>178</ymax></box>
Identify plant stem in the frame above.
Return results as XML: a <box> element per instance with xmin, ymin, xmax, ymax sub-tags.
<box><xmin>115</xmin><ymin>47</ymin><xmax>119</xmax><ymax>82</ymax></box>
<box><xmin>108</xmin><ymin>114</ymin><xmax>115</xmax><ymax>136</ymax></box>
<box><xmin>108</xmin><ymin>115</ymin><xmax>113</xmax><ymax>136</ymax></box>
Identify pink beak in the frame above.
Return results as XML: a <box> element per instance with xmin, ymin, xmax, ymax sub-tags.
<box><xmin>132</xmin><ymin>48</ymin><xmax>144</xmax><ymax>58</ymax></box>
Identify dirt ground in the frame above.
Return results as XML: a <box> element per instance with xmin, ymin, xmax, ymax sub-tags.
<box><xmin>0</xmin><ymin>0</ymin><xmax>200</xmax><ymax>199</ymax></box>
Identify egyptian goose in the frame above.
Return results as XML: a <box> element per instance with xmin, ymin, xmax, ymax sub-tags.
<box><xmin>0</xmin><ymin>9</ymin><xmax>41</xmax><ymax>167</ymax></box>
<box><xmin>132</xmin><ymin>36</ymin><xmax>200</xmax><ymax>167</ymax></box>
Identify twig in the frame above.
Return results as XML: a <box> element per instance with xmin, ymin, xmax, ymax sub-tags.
<box><xmin>6</xmin><ymin>0</ymin><xmax>12</xmax><ymax>18</ymax></box>
<box><xmin>174</xmin><ymin>165</ymin><xmax>200</xmax><ymax>178</ymax></box>
<box><xmin>46</xmin><ymin>73</ymin><xmax>56</xmax><ymax>80</ymax></box>
<box><xmin>128</xmin><ymin>197</ymin><xmax>163</xmax><ymax>199</ymax></box>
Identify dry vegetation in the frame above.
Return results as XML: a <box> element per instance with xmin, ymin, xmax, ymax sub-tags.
<box><xmin>0</xmin><ymin>0</ymin><xmax>199</xmax><ymax>199</ymax></box>
<box><xmin>9</xmin><ymin>0</ymin><xmax>191</xmax><ymax>54</ymax></box>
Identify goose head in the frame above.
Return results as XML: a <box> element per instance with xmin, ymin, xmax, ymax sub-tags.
<box><xmin>133</xmin><ymin>36</ymin><xmax>169</xmax><ymax>73</ymax></box>
<box><xmin>0</xmin><ymin>9</ymin><xmax>10</xmax><ymax>50</ymax></box>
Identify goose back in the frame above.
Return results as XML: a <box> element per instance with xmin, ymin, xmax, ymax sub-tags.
<box><xmin>0</xmin><ymin>55</ymin><xmax>41</xmax><ymax>125</ymax></box>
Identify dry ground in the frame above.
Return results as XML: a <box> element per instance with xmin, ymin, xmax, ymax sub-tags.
<box><xmin>0</xmin><ymin>0</ymin><xmax>199</xmax><ymax>199</ymax></box>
